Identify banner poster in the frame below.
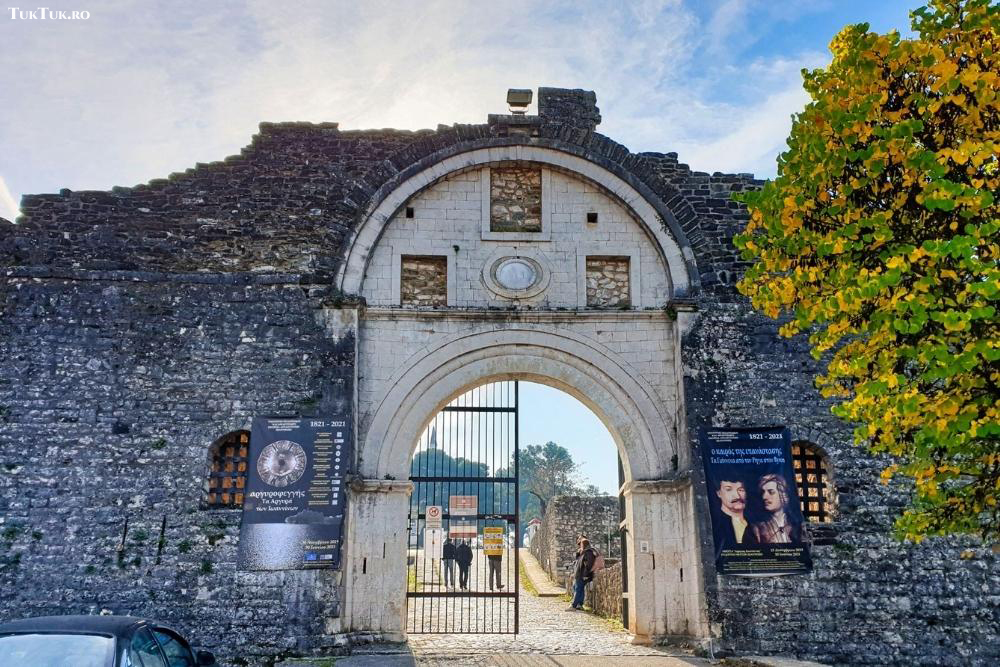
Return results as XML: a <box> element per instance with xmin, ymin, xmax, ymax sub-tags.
<box><xmin>238</xmin><ymin>416</ymin><xmax>351</xmax><ymax>570</ymax></box>
<box><xmin>700</xmin><ymin>427</ymin><xmax>812</xmax><ymax>576</ymax></box>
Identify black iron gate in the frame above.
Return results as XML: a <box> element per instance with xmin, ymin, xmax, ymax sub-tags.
<box><xmin>406</xmin><ymin>380</ymin><xmax>519</xmax><ymax>634</ymax></box>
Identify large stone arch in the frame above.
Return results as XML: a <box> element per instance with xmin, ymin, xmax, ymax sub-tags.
<box><xmin>336</xmin><ymin>142</ymin><xmax>699</xmax><ymax>299</ymax></box>
<box><xmin>344</xmin><ymin>326</ymin><xmax>708</xmax><ymax>644</ymax></box>
<box><xmin>362</xmin><ymin>327</ymin><xmax>675</xmax><ymax>482</ymax></box>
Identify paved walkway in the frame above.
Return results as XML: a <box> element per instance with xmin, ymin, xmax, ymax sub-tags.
<box><xmin>361</xmin><ymin>549</ymin><xmax>702</xmax><ymax>664</ymax></box>
<box><xmin>518</xmin><ymin>549</ymin><xmax>564</xmax><ymax>597</ymax></box>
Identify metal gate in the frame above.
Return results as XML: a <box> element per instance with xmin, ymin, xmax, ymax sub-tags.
<box><xmin>406</xmin><ymin>380</ymin><xmax>519</xmax><ymax>634</ymax></box>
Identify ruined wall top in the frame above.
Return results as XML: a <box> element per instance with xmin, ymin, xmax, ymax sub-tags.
<box><xmin>537</xmin><ymin>87</ymin><xmax>602</xmax><ymax>133</ymax></box>
<box><xmin>0</xmin><ymin>87</ymin><xmax>763</xmax><ymax>296</ymax></box>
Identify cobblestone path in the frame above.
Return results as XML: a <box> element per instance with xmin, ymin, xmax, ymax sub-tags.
<box><xmin>405</xmin><ymin>572</ymin><xmax>696</xmax><ymax>659</ymax></box>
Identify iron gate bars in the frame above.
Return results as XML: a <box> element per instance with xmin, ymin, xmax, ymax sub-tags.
<box><xmin>406</xmin><ymin>380</ymin><xmax>519</xmax><ymax>634</ymax></box>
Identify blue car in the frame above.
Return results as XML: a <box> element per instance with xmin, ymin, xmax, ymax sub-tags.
<box><xmin>0</xmin><ymin>615</ymin><xmax>218</xmax><ymax>667</ymax></box>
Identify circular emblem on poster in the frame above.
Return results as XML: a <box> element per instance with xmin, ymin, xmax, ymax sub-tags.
<box><xmin>256</xmin><ymin>440</ymin><xmax>307</xmax><ymax>487</ymax></box>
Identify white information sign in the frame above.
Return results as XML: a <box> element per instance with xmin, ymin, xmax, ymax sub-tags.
<box><xmin>423</xmin><ymin>528</ymin><xmax>444</xmax><ymax>559</ymax></box>
<box><xmin>425</xmin><ymin>505</ymin><xmax>443</xmax><ymax>529</ymax></box>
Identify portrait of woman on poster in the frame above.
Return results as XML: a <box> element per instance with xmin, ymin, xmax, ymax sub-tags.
<box><xmin>750</xmin><ymin>473</ymin><xmax>803</xmax><ymax>544</ymax></box>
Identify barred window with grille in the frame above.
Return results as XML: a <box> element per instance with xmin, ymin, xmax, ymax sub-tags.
<box><xmin>791</xmin><ymin>442</ymin><xmax>835</xmax><ymax>523</ymax></box>
<box><xmin>203</xmin><ymin>431</ymin><xmax>249</xmax><ymax>509</ymax></box>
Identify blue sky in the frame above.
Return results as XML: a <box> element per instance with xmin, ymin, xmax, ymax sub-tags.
<box><xmin>413</xmin><ymin>381</ymin><xmax>620</xmax><ymax>494</ymax></box>
<box><xmin>0</xmin><ymin>0</ymin><xmax>917</xmax><ymax>222</ymax></box>
<box><xmin>519</xmin><ymin>383</ymin><xmax>619</xmax><ymax>495</ymax></box>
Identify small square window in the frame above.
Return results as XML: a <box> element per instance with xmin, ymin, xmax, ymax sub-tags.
<box><xmin>586</xmin><ymin>211</ymin><xmax>599</xmax><ymax>224</ymax></box>
<box><xmin>405</xmin><ymin>206</ymin><xmax>415</xmax><ymax>219</ymax></box>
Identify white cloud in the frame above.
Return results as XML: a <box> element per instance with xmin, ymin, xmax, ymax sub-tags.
<box><xmin>675</xmin><ymin>85</ymin><xmax>810</xmax><ymax>177</ymax></box>
<box><xmin>0</xmin><ymin>176</ymin><xmax>19</xmax><ymax>222</ymax></box>
<box><xmin>0</xmin><ymin>0</ymin><xmax>834</xmax><ymax>204</ymax></box>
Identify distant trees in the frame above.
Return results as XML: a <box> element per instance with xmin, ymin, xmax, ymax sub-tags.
<box><xmin>410</xmin><ymin>440</ymin><xmax>609</xmax><ymax>527</ymax></box>
<box><xmin>519</xmin><ymin>441</ymin><xmax>605</xmax><ymax>518</ymax></box>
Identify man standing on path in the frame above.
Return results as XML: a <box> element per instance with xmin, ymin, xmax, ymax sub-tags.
<box><xmin>441</xmin><ymin>537</ymin><xmax>457</xmax><ymax>589</ymax></box>
<box><xmin>569</xmin><ymin>538</ymin><xmax>596</xmax><ymax>611</ymax></box>
<box><xmin>456</xmin><ymin>538</ymin><xmax>473</xmax><ymax>590</ymax></box>
<box><xmin>487</xmin><ymin>549</ymin><xmax>505</xmax><ymax>591</ymax></box>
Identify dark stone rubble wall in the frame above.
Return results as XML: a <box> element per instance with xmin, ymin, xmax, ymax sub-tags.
<box><xmin>0</xmin><ymin>271</ymin><xmax>352</xmax><ymax>665</ymax></box>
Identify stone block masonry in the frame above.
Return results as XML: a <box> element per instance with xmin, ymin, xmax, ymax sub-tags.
<box><xmin>490</xmin><ymin>166</ymin><xmax>542</xmax><ymax>232</ymax></box>
<box><xmin>585</xmin><ymin>257</ymin><xmax>630</xmax><ymax>308</ymax></box>
<box><xmin>400</xmin><ymin>255</ymin><xmax>447</xmax><ymax>306</ymax></box>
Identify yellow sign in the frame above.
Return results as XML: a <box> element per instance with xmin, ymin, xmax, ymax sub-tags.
<box><xmin>483</xmin><ymin>526</ymin><xmax>505</xmax><ymax>557</ymax></box>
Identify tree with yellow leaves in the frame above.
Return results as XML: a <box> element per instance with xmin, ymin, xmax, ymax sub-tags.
<box><xmin>735</xmin><ymin>0</ymin><xmax>999</xmax><ymax>542</ymax></box>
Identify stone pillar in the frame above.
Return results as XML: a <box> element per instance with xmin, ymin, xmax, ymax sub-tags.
<box><xmin>342</xmin><ymin>479</ymin><xmax>413</xmax><ymax>640</ymax></box>
<box><xmin>623</xmin><ymin>477</ymin><xmax>709</xmax><ymax>644</ymax></box>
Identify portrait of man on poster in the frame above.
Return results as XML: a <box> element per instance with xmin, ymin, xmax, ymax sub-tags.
<box><xmin>712</xmin><ymin>477</ymin><xmax>758</xmax><ymax>555</ymax></box>
<box><xmin>750</xmin><ymin>473</ymin><xmax>803</xmax><ymax>544</ymax></box>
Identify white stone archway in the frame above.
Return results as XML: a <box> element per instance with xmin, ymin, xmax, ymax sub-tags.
<box><xmin>342</xmin><ymin>326</ymin><xmax>708</xmax><ymax>644</ymax></box>
<box><xmin>364</xmin><ymin>327</ymin><xmax>673</xmax><ymax>481</ymax></box>
<box><xmin>334</xmin><ymin>139</ymin><xmax>708</xmax><ymax>645</ymax></box>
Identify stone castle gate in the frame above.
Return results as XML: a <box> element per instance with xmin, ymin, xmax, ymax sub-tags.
<box><xmin>335</xmin><ymin>143</ymin><xmax>706</xmax><ymax>641</ymax></box>
<box><xmin>2</xmin><ymin>88</ymin><xmax>997</xmax><ymax>666</ymax></box>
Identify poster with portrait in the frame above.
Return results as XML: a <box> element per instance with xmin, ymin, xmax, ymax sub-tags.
<box><xmin>237</xmin><ymin>416</ymin><xmax>351</xmax><ymax>570</ymax></box>
<box><xmin>700</xmin><ymin>426</ymin><xmax>811</xmax><ymax>576</ymax></box>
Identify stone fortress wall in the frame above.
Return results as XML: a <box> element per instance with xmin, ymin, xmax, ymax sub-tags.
<box><xmin>1</xmin><ymin>87</ymin><xmax>997</xmax><ymax>666</ymax></box>
<box><xmin>530</xmin><ymin>495</ymin><xmax>625</xmax><ymax>623</ymax></box>
<box><xmin>529</xmin><ymin>495</ymin><xmax>620</xmax><ymax>583</ymax></box>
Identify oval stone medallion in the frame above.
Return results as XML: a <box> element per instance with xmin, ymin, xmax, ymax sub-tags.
<box><xmin>495</xmin><ymin>258</ymin><xmax>538</xmax><ymax>291</ymax></box>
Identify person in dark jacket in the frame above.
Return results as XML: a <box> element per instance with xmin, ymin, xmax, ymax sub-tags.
<box><xmin>441</xmin><ymin>537</ymin><xmax>457</xmax><ymax>589</ymax></box>
<box><xmin>455</xmin><ymin>539</ymin><xmax>473</xmax><ymax>590</ymax></box>
<box><xmin>569</xmin><ymin>538</ymin><xmax>596</xmax><ymax>610</ymax></box>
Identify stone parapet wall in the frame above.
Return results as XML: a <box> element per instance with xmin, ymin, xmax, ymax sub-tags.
<box><xmin>587</xmin><ymin>561</ymin><xmax>622</xmax><ymax>620</ymax></box>
<box><xmin>563</xmin><ymin>561</ymin><xmax>622</xmax><ymax>621</ymax></box>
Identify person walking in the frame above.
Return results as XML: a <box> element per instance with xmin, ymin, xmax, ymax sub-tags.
<box><xmin>456</xmin><ymin>538</ymin><xmax>473</xmax><ymax>591</ymax></box>
<box><xmin>568</xmin><ymin>538</ymin><xmax>596</xmax><ymax>611</ymax></box>
<box><xmin>441</xmin><ymin>537</ymin><xmax>457</xmax><ymax>589</ymax></box>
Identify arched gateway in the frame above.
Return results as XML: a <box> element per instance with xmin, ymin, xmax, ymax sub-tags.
<box><xmin>337</xmin><ymin>141</ymin><xmax>708</xmax><ymax>643</ymax></box>
<box><xmin>7</xmin><ymin>87</ymin><xmax>993</xmax><ymax>665</ymax></box>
